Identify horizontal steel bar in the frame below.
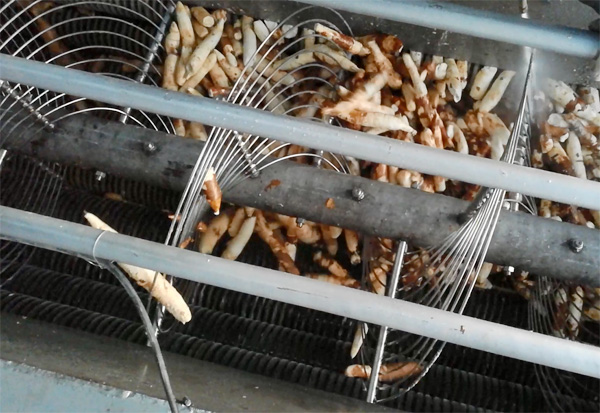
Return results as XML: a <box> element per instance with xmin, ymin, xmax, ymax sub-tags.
<box><xmin>1</xmin><ymin>205</ymin><xmax>599</xmax><ymax>378</ymax></box>
<box><xmin>1</xmin><ymin>54</ymin><xmax>599</xmax><ymax>210</ymax></box>
<box><xmin>298</xmin><ymin>0</ymin><xmax>600</xmax><ymax>58</ymax></box>
<box><xmin>5</xmin><ymin>113</ymin><xmax>599</xmax><ymax>285</ymax></box>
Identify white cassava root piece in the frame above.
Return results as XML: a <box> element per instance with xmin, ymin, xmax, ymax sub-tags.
<box><xmin>368</xmin><ymin>41</ymin><xmax>402</xmax><ymax>88</ymax></box>
<box><xmin>186</xmin><ymin>18</ymin><xmax>225</xmax><ymax>79</ymax></box>
<box><xmin>228</xmin><ymin>208</ymin><xmax>247</xmax><ymax>237</ymax></box>
<box><xmin>191</xmin><ymin>6</ymin><xmax>214</xmax><ymax>27</ymax></box>
<box><xmin>350</xmin><ymin>323</ymin><xmax>368</xmax><ymax>358</ymax></box>
<box><xmin>199</xmin><ymin>211</ymin><xmax>230</xmax><ymax>254</ymax></box>
<box><xmin>222</xmin><ymin>216</ymin><xmax>256</xmax><ymax>260</ymax></box>
<box><xmin>470</xmin><ymin>66</ymin><xmax>497</xmax><ymax>101</ymax></box>
<box><xmin>314</xmin><ymin>23</ymin><xmax>369</xmax><ymax>56</ymax></box>
<box><xmin>309</xmin><ymin>44</ymin><xmax>363</xmax><ymax>73</ymax></box>
<box><xmin>313</xmin><ymin>251</ymin><xmax>348</xmax><ymax>278</ymax></box>
<box><xmin>255</xmin><ymin>211</ymin><xmax>300</xmax><ymax>275</ymax></box>
<box><xmin>162</xmin><ymin>54</ymin><xmax>178</xmax><ymax>91</ymax></box>
<box><xmin>175</xmin><ymin>2</ymin><xmax>194</xmax><ymax>48</ymax></box>
<box><xmin>344</xmin><ymin>229</ymin><xmax>361</xmax><ymax>265</ymax></box>
<box><xmin>164</xmin><ymin>22</ymin><xmax>180</xmax><ymax>55</ymax></box>
<box><xmin>474</xmin><ymin>70</ymin><xmax>515</xmax><ymax>113</ymax></box>
<box><xmin>84</xmin><ymin>212</ymin><xmax>191</xmax><ymax>324</ymax></box>
<box><xmin>242</xmin><ymin>16</ymin><xmax>257</xmax><ymax>66</ymax></box>
<box><xmin>179</xmin><ymin>51</ymin><xmax>217</xmax><ymax>91</ymax></box>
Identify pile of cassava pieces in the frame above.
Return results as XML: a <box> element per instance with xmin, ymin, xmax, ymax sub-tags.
<box><xmin>159</xmin><ymin>3</ymin><xmax>523</xmax><ymax>381</ymax></box>
<box><xmin>534</xmin><ymin>80</ymin><xmax>599</xmax><ymax>228</ymax></box>
<box><xmin>529</xmin><ymin>81</ymin><xmax>600</xmax><ymax>341</ymax></box>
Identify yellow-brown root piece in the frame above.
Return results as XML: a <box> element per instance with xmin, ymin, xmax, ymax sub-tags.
<box><xmin>84</xmin><ymin>212</ymin><xmax>191</xmax><ymax>324</ymax></box>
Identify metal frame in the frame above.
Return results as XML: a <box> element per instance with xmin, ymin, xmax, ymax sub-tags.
<box><xmin>1</xmin><ymin>1</ymin><xmax>599</xmax><ymax>405</ymax></box>
<box><xmin>366</xmin><ymin>241</ymin><xmax>407</xmax><ymax>403</ymax></box>
<box><xmin>1</xmin><ymin>205</ymin><xmax>599</xmax><ymax>379</ymax></box>
<box><xmin>1</xmin><ymin>54</ymin><xmax>599</xmax><ymax>210</ymax></box>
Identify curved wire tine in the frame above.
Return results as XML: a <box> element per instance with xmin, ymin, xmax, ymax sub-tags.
<box><xmin>226</xmin><ymin>152</ymin><xmax>344</xmax><ymax>190</ymax></box>
<box><xmin>171</xmin><ymin>13</ymin><xmax>355</xmax><ymax>237</ymax></box>
<box><xmin>3</xmin><ymin>34</ymin><xmax>166</xmax><ymax>129</ymax></box>
<box><xmin>532</xmin><ymin>289</ymin><xmax>593</xmax><ymax>407</ymax></box>
<box><xmin>163</xmin><ymin>130</ymin><xmax>224</xmax><ymax>245</ymax></box>
<box><xmin>399</xmin><ymin>222</ymin><xmax>476</xmax><ymax>298</ymax></box>
<box><xmin>218</xmin><ymin>132</ymin><xmax>265</xmax><ymax>181</ymax></box>
<box><xmin>231</xmin><ymin>37</ymin><xmax>316</xmax><ymax>107</ymax></box>
<box><xmin>230</xmin><ymin>31</ymin><xmax>345</xmax><ymax>108</ymax></box>
<box><xmin>0</xmin><ymin>1</ymin><xmax>42</xmax><ymax>41</ymax></box>
<box><xmin>393</xmin><ymin>227</ymin><xmax>501</xmax><ymax>382</ymax></box>
<box><xmin>237</xmin><ymin>83</ymin><xmax>336</xmax><ymax>168</ymax></box>
<box><xmin>2</xmin><ymin>0</ymin><xmax>164</xmax><ymax>42</ymax></box>
<box><xmin>211</xmin><ymin>131</ymin><xmax>253</xmax><ymax>185</ymax></box>
<box><xmin>76</xmin><ymin>0</ymin><xmax>172</xmax><ymax>21</ymax></box>
<box><xmin>168</xmin><ymin>123</ymin><xmax>246</xmax><ymax>245</ymax></box>
<box><xmin>260</xmin><ymin>6</ymin><xmax>353</xmax><ymax>45</ymax></box>
<box><xmin>252</xmin><ymin>74</ymin><xmax>335</xmax><ymax>114</ymax></box>
<box><xmin>54</xmin><ymin>44</ymin><xmax>164</xmax><ymax>72</ymax></box>
<box><xmin>381</xmin><ymin>194</ymin><xmax>506</xmax><ymax>389</ymax></box>
<box><xmin>4</xmin><ymin>10</ymin><xmax>163</xmax><ymax>59</ymax></box>
<box><xmin>0</xmin><ymin>86</ymin><xmax>67</xmax><ymax>140</ymax></box>
<box><xmin>385</xmin><ymin>165</ymin><xmax>519</xmax><ymax>392</ymax></box>
<box><xmin>21</xmin><ymin>28</ymin><xmax>163</xmax><ymax>65</ymax></box>
<box><xmin>3</xmin><ymin>77</ymin><xmax>168</xmax><ymax>145</ymax></box>
<box><xmin>258</xmin><ymin>153</ymin><xmax>342</xmax><ymax>174</ymax></box>
<box><xmin>424</xmin><ymin>190</ymin><xmax>504</xmax><ymax>311</ymax></box>
<box><xmin>227</xmin><ymin>8</ymin><xmax>350</xmax><ymax>103</ymax></box>
<box><xmin>0</xmin><ymin>82</ymin><xmax>54</xmax><ymax>130</ymax></box>
<box><xmin>204</xmin><ymin>78</ymin><xmax>330</xmax><ymax>186</ymax></box>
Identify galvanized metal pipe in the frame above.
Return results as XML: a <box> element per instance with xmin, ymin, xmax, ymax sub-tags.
<box><xmin>1</xmin><ymin>55</ymin><xmax>599</xmax><ymax>210</ymax></box>
<box><xmin>366</xmin><ymin>241</ymin><xmax>407</xmax><ymax>403</ymax></box>
<box><xmin>1</xmin><ymin>205</ymin><xmax>599</xmax><ymax>378</ymax></box>
<box><xmin>298</xmin><ymin>0</ymin><xmax>600</xmax><ymax>58</ymax></box>
<box><xmin>4</xmin><ymin>113</ymin><xmax>599</xmax><ymax>286</ymax></box>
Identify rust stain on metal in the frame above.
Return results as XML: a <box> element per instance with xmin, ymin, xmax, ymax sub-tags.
<box><xmin>326</xmin><ymin>198</ymin><xmax>336</xmax><ymax>209</ymax></box>
<box><xmin>265</xmin><ymin>179</ymin><xmax>281</xmax><ymax>191</ymax></box>
<box><xmin>179</xmin><ymin>237</ymin><xmax>194</xmax><ymax>249</ymax></box>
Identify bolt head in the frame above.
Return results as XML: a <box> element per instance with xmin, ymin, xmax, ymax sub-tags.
<box><xmin>182</xmin><ymin>397</ymin><xmax>192</xmax><ymax>407</ymax></box>
<box><xmin>95</xmin><ymin>171</ymin><xmax>106</xmax><ymax>181</ymax></box>
<box><xmin>352</xmin><ymin>187</ymin><xmax>365</xmax><ymax>201</ymax></box>
<box><xmin>296</xmin><ymin>217</ymin><xmax>305</xmax><ymax>228</ymax></box>
<box><xmin>144</xmin><ymin>142</ymin><xmax>157</xmax><ymax>153</ymax></box>
<box><xmin>568</xmin><ymin>238</ymin><xmax>584</xmax><ymax>253</ymax></box>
